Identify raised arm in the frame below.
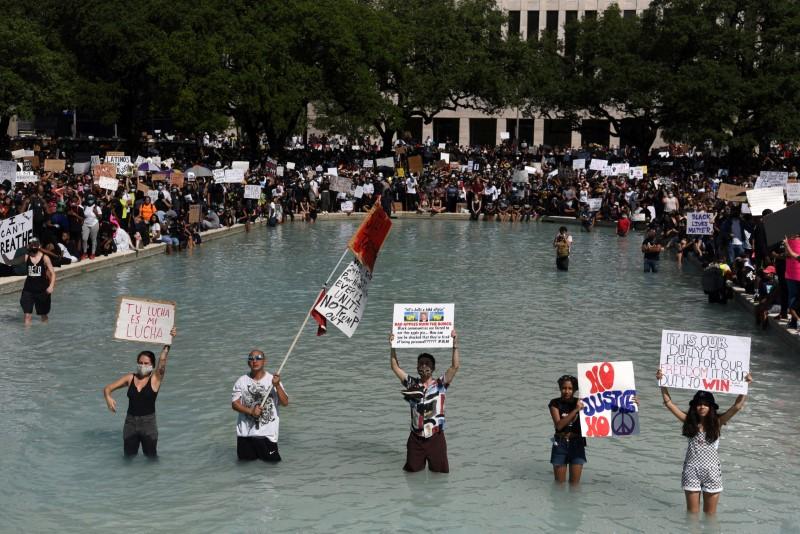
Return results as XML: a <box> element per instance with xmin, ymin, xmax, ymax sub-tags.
<box><xmin>389</xmin><ymin>333</ymin><xmax>408</xmax><ymax>383</ymax></box>
<box><xmin>103</xmin><ymin>373</ymin><xmax>133</xmax><ymax>413</ymax></box>
<box><xmin>657</xmin><ymin>368</ymin><xmax>687</xmax><ymax>422</ymax></box>
<box><xmin>150</xmin><ymin>327</ymin><xmax>176</xmax><ymax>392</ymax></box>
<box><xmin>444</xmin><ymin>329</ymin><xmax>460</xmax><ymax>385</ymax></box>
<box><xmin>720</xmin><ymin>373</ymin><xmax>752</xmax><ymax>425</ymax></box>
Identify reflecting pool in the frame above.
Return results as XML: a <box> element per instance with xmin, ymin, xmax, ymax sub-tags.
<box><xmin>1</xmin><ymin>220</ymin><xmax>798</xmax><ymax>533</ymax></box>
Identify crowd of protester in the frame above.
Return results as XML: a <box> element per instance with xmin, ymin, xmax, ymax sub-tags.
<box><xmin>2</xmin><ymin>135</ymin><xmax>798</xmax><ymax>337</ymax></box>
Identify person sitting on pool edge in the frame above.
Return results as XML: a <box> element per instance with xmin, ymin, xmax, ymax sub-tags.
<box><xmin>389</xmin><ymin>330</ymin><xmax>459</xmax><ymax>473</ymax></box>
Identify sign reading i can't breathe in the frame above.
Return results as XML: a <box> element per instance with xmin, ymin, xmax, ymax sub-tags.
<box><xmin>577</xmin><ymin>361</ymin><xmax>639</xmax><ymax>438</ymax></box>
<box><xmin>114</xmin><ymin>297</ymin><xmax>176</xmax><ymax>345</ymax></box>
<box><xmin>391</xmin><ymin>303</ymin><xmax>454</xmax><ymax>348</ymax></box>
<box><xmin>659</xmin><ymin>329</ymin><xmax>750</xmax><ymax>395</ymax></box>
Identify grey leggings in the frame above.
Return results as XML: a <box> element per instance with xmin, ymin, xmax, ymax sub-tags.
<box><xmin>82</xmin><ymin>223</ymin><xmax>99</xmax><ymax>255</ymax></box>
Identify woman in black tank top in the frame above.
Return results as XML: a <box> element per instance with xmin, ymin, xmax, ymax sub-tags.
<box><xmin>103</xmin><ymin>327</ymin><xmax>176</xmax><ymax>457</ymax></box>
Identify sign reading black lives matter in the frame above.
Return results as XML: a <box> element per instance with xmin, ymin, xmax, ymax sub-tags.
<box><xmin>391</xmin><ymin>303</ymin><xmax>454</xmax><ymax>348</ymax></box>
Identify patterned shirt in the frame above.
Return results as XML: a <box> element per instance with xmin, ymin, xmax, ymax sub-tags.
<box><xmin>403</xmin><ymin>375</ymin><xmax>448</xmax><ymax>438</ymax></box>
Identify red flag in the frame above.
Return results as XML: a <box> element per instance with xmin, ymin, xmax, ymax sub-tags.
<box><xmin>310</xmin><ymin>288</ymin><xmax>327</xmax><ymax>336</ymax></box>
<box><xmin>348</xmin><ymin>198</ymin><xmax>392</xmax><ymax>273</ymax></box>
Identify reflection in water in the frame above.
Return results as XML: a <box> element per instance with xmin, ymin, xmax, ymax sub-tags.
<box><xmin>0</xmin><ymin>220</ymin><xmax>797</xmax><ymax>532</ymax></box>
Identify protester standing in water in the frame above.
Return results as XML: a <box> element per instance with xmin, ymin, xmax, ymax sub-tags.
<box><xmin>103</xmin><ymin>327</ymin><xmax>177</xmax><ymax>457</ymax></box>
<box><xmin>549</xmin><ymin>374</ymin><xmax>586</xmax><ymax>484</ymax></box>
<box><xmin>553</xmin><ymin>226</ymin><xmax>572</xmax><ymax>271</ymax></box>
<box><xmin>389</xmin><ymin>330</ymin><xmax>459</xmax><ymax>473</ymax></box>
<box><xmin>656</xmin><ymin>368</ymin><xmax>752</xmax><ymax>514</ymax></box>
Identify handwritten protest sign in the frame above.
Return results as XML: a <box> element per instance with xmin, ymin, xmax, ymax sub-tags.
<box><xmin>348</xmin><ymin>202</ymin><xmax>392</xmax><ymax>273</ymax></box>
<box><xmin>106</xmin><ymin>151</ymin><xmax>125</xmax><ymax>157</ymax></box>
<box><xmin>577</xmin><ymin>361</ymin><xmax>638</xmax><ymax>438</ymax></box>
<box><xmin>313</xmin><ymin>260</ymin><xmax>372</xmax><ymax>338</ymax></box>
<box><xmin>223</xmin><ymin>168</ymin><xmax>245</xmax><ymax>183</ymax></box>
<box><xmin>341</xmin><ymin>200</ymin><xmax>354</xmax><ymax>212</ymax></box>
<box><xmin>114</xmin><ymin>297</ymin><xmax>175</xmax><ymax>345</ymax></box>
<box><xmin>786</xmin><ymin>182</ymin><xmax>800</xmax><ymax>202</ymax></box>
<box><xmin>44</xmin><ymin>159</ymin><xmax>66</xmax><ymax>172</ymax></box>
<box><xmin>0</xmin><ymin>160</ymin><xmax>16</xmax><ymax>182</ymax></box>
<box><xmin>717</xmin><ymin>183</ymin><xmax>747</xmax><ymax>202</ymax></box>
<box><xmin>376</xmin><ymin>156</ymin><xmax>394</xmax><ymax>168</ymax></box>
<box><xmin>0</xmin><ymin>210</ymin><xmax>33</xmax><ymax>265</ymax></box>
<box><xmin>630</xmin><ymin>166</ymin><xmax>645</xmax><ymax>180</ymax></box>
<box><xmin>326</xmin><ymin>167</ymin><xmax>338</xmax><ymax>177</ymax></box>
<box><xmin>231</xmin><ymin>161</ymin><xmax>249</xmax><ymax>170</ymax></box>
<box><xmin>746</xmin><ymin>187</ymin><xmax>785</xmax><ymax>215</ymax></box>
<box><xmin>659</xmin><ymin>330</ymin><xmax>750</xmax><ymax>395</ymax></box>
<box><xmin>586</xmin><ymin>198</ymin><xmax>602</xmax><ymax>211</ymax></box>
<box><xmin>512</xmin><ymin>170</ymin><xmax>529</xmax><ymax>183</ymax></box>
<box><xmin>170</xmin><ymin>171</ymin><xmax>184</xmax><ymax>188</ymax></box>
<box><xmin>15</xmin><ymin>171</ymin><xmax>38</xmax><ymax>184</ymax></box>
<box><xmin>572</xmin><ymin>159</ymin><xmax>586</xmax><ymax>170</ymax></box>
<box><xmin>440</xmin><ymin>153</ymin><xmax>450</xmax><ymax>164</ymax></box>
<box><xmin>391</xmin><ymin>303</ymin><xmax>454</xmax><ymax>348</ymax></box>
<box><xmin>589</xmin><ymin>159</ymin><xmax>608</xmax><ymax>171</ymax></box>
<box><xmin>98</xmin><ymin>177</ymin><xmax>119</xmax><ymax>191</ymax></box>
<box><xmin>755</xmin><ymin>171</ymin><xmax>789</xmax><ymax>189</ymax></box>
<box><xmin>686</xmin><ymin>212</ymin><xmax>714</xmax><ymax>235</ymax></box>
<box><xmin>188</xmin><ymin>204</ymin><xmax>203</xmax><ymax>224</ymax></box>
<box><xmin>73</xmin><ymin>161</ymin><xmax>90</xmax><ymax>174</ymax></box>
<box><xmin>92</xmin><ymin>163</ymin><xmax>117</xmax><ymax>181</ymax></box>
<box><xmin>408</xmin><ymin>155</ymin><xmax>423</xmax><ymax>174</ymax></box>
<box><xmin>329</xmin><ymin>176</ymin><xmax>352</xmax><ymax>193</ymax></box>
<box><xmin>500</xmin><ymin>131</ymin><xmax>510</xmax><ymax>140</ymax></box>
<box><xmin>353</xmin><ymin>186</ymin><xmax>364</xmax><ymax>199</ymax></box>
<box><xmin>212</xmin><ymin>169</ymin><xmax>225</xmax><ymax>183</ymax></box>
<box><xmin>611</xmin><ymin>163</ymin><xmax>630</xmax><ymax>175</ymax></box>
<box><xmin>244</xmin><ymin>185</ymin><xmax>261</xmax><ymax>199</ymax></box>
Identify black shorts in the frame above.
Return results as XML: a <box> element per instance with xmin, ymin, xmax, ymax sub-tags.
<box><xmin>237</xmin><ymin>437</ymin><xmax>281</xmax><ymax>462</ymax></box>
<box><xmin>20</xmin><ymin>290</ymin><xmax>51</xmax><ymax>315</ymax></box>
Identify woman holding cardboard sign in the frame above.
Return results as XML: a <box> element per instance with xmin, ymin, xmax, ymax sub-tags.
<box><xmin>103</xmin><ymin>327</ymin><xmax>177</xmax><ymax>457</ymax></box>
<box><xmin>656</xmin><ymin>368</ymin><xmax>752</xmax><ymax>514</ymax></box>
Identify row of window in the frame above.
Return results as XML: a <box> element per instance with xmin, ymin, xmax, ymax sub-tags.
<box><xmin>508</xmin><ymin>9</ymin><xmax>638</xmax><ymax>41</ymax></box>
<box><xmin>403</xmin><ymin>117</ymin><xmax>640</xmax><ymax>148</ymax></box>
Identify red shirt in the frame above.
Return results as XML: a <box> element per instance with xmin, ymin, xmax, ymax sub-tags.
<box><xmin>617</xmin><ymin>218</ymin><xmax>631</xmax><ymax>235</ymax></box>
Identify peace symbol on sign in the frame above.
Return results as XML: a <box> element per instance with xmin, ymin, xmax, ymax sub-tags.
<box><xmin>612</xmin><ymin>411</ymin><xmax>637</xmax><ymax>436</ymax></box>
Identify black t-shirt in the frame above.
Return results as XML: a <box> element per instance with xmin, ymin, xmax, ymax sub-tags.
<box><xmin>548</xmin><ymin>397</ymin><xmax>580</xmax><ymax>435</ymax></box>
<box><xmin>642</xmin><ymin>237</ymin><xmax>661</xmax><ymax>260</ymax></box>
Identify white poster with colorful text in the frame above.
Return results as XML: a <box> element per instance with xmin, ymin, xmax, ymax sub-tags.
<box><xmin>391</xmin><ymin>303</ymin><xmax>454</xmax><ymax>348</ymax></box>
<box><xmin>578</xmin><ymin>361</ymin><xmax>639</xmax><ymax>438</ymax></box>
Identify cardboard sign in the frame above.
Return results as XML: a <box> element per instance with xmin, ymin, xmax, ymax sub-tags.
<box><xmin>764</xmin><ymin>209</ymin><xmax>800</xmax><ymax>247</ymax></box>
<box><xmin>114</xmin><ymin>297</ymin><xmax>175</xmax><ymax>345</ymax></box>
<box><xmin>686</xmin><ymin>211</ymin><xmax>714</xmax><ymax>235</ymax></box>
<box><xmin>589</xmin><ymin>159</ymin><xmax>608</xmax><ymax>171</ymax></box>
<box><xmin>746</xmin><ymin>187</ymin><xmax>785</xmax><ymax>216</ymax></box>
<box><xmin>98</xmin><ymin>177</ymin><xmax>119</xmax><ymax>191</ymax></box>
<box><xmin>0</xmin><ymin>210</ymin><xmax>34</xmax><ymax>265</ymax></box>
<box><xmin>313</xmin><ymin>260</ymin><xmax>372</xmax><ymax>338</ymax></box>
<box><xmin>348</xmin><ymin>201</ymin><xmax>392</xmax><ymax>273</ymax></box>
<box><xmin>151</xmin><ymin>172</ymin><xmax>168</xmax><ymax>182</ymax></box>
<box><xmin>170</xmin><ymin>172</ymin><xmax>184</xmax><ymax>188</ymax></box>
<box><xmin>391</xmin><ymin>303</ymin><xmax>454</xmax><ymax>348</ymax></box>
<box><xmin>188</xmin><ymin>204</ymin><xmax>203</xmax><ymax>224</ymax></box>
<box><xmin>106</xmin><ymin>151</ymin><xmax>125</xmax><ymax>157</ymax></box>
<box><xmin>659</xmin><ymin>330</ymin><xmax>750</xmax><ymax>395</ymax></box>
<box><xmin>572</xmin><ymin>159</ymin><xmax>586</xmax><ymax>170</ymax></box>
<box><xmin>44</xmin><ymin>159</ymin><xmax>66</xmax><ymax>172</ymax></box>
<box><xmin>0</xmin><ymin>160</ymin><xmax>17</xmax><ymax>183</ymax></box>
<box><xmin>587</xmin><ymin>198</ymin><xmax>602</xmax><ymax>211</ymax></box>
<box><xmin>755</xmin><ymin>171</ymin><xmax>788</xmax><ymax>189</ymax></box>
<box><xmin>15</xmin><ymin>171</ymin><xmax>38</xmax><ymax>184</ymax></box>
<box><xmin>717</xmin><ymin>183</ymin><xmax>748</xmax><ymax>202</ymax></box>
<box><xmin>408</xmin><ymin>155</ymin><xmax>423</xmax><ymax>175</ymax></box>
<box><xmin>786</xmin><ymin>182</ymin><xmax>800</xmax><ymax>202</ymax></box>
<box><xmin>329</xmin><ymin>176</ymin><xmax>352</xmax><ymax>193</ymax></box>
<box><xmin>92</xmin><ymin>163</ymin><xmax>117</xmax><ymax>180</ymax></box>
<box><xmin>231</xmin><ymin>161</ymin><xmax>249</xmax><ymax>171</ymax></box>
<box><xmin>244</xmin><ymin>185</ymin><xmax>261</xmax><ymax>199</ymax></box>
<box><xmin>440</xmin><ymin>153</ymin><xmax>450</xmax><ymax>164</ymax></box>
<box><xmin>577</xmin><ymin>361</ymin><xmax>639</xmax><ymax>438</ymax></box>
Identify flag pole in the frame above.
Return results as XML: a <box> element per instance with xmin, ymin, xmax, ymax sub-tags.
<box><xmin>259</xmin><ymin>247</ymin><xmax>350</xmax><ymax>408</ymax></box>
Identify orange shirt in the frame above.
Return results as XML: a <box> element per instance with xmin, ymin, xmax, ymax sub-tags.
<box><xmin>140</xmin><ymin>202</ymin><xmax>156</xmax><ymax>221</ymax></box>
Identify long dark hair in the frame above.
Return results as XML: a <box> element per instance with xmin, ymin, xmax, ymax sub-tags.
<box><xmin>682</xmin><ymin>403</ymin><xmax>721</xmax><ymax>443</ymax></box>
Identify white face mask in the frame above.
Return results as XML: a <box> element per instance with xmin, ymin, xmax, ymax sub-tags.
<box><xmin>137</xmin><ymin>364</ymin><xmax>153</xmax><ymax>376</ymax></box>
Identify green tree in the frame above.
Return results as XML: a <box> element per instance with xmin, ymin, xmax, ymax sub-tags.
<box><xmin>0</xmin><ymin>3</ymin><xmax>74</xmax><ymax>156</ymax></box>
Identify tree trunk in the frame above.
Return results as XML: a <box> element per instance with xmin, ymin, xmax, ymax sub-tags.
<box><xmin>0</xmin><ymin>115</ymin><xmax>11</xmax><ymax>159</ymax></box>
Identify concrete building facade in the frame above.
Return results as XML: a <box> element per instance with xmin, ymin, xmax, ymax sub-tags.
<box><xmin>413</xmin><ymin>0</ymin><xmax>653</xmax><ymax>148</ymax></box>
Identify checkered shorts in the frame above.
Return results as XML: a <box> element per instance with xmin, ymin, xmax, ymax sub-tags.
<box><xmin>682</xmin><ymin>432</ymin><xmax>723</xmax><ymax>493</ymax></box>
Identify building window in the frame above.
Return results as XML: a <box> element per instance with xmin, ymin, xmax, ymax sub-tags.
<box><xmin>506</xmin><ymin>118</ymin><xmax>534</xmax><ymax>146</ymax></box>
<box><xmin>564</xmin><ymin>11</ymin><xmax>578</xmax><ymax>56</ymax></box>
<box><xmin>508</xmin><ymin>10</ymin><xmax>521</xmax><ymax>37</ymax></box>
<box><xmin>527</xmin><ymin>11</ymin><xmax>539</xmax><ymax>41</ymax></box>
<box><xmin>624</xmin><ymin>10</ymin><xmax>637</xmax><ymax>19</ymax></box>
<box><xmin>584</xmin><ymin>10</ymin><xmax>597</xmax><ymax>22</ymax></box>
<box><xmin>543</xmin><ymin>119</ymin><xmax>572</xmax><ymax>148</ymax></box>
<box><xmin>470</xmin><ymin>119</ymin><xmax>497</xmax><ymax>147</ymax></box>
<box><xmin>433</xmin><ymin>118</ymin><xmax>460</xmax><ymax>145</ymax></box>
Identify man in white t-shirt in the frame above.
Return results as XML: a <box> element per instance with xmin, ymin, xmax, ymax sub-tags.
<box><xmin>405</xmin><ymin>174</ymin><xmax>418</xmax><ymax>211</ymax></box>
<box><xmin>231</xmin><ymin>350</ymin><xmax>289</xmax><ymax>462</ymax></box>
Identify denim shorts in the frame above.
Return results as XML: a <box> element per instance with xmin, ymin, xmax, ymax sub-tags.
<box><xmin>550</xmin><ymin>437</ymin><xmax>587</xmax><ymax>465</ymax></box>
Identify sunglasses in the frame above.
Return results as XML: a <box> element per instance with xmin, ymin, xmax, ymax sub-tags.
<box><xmin>247</xmin><ymin>355</ymin><xmax>264</xmax><ymax>362</ymax></box>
